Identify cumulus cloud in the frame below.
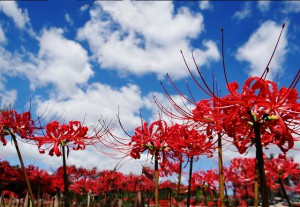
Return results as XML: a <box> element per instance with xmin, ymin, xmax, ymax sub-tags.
<box><xmin>34</xmin><ymin>83</ymin><xmax>146</xmax><ymax>130</ymax></box>
<box><xmin>232</xmin><ymin>2</ymin><xmax>252</xmax><ymax>20</ymax></box>
<box><xmin>77</xmin><ymin>1</ymin><xmax>219</xmax><ymax>79</ymax></box>
<box><xmin>0</xmin><ymin>1</ymin><xmax>29</xmax><ymax>29</ymax></box>
<box><xmin>31</xmin><ymin>82</ymin><xmax>164</xmax><ymax>173</ymax></box>
<box><xmin>25</xmin><ymin>28</ymin><xmax>94</xmax><ymax>97</ymax></box>
<box><xmin>236</xmin><ymin>20</ymin><xmax>287</xmax><ymax>80</ymax></box>
<box><xmin>0</xmin><ymin>27</ymin><xmax>93</xmax><ymax>98</ymax></box>
<box><xmin>0</xmin><ymin>45</ymin><xmax>36</xmax><ymax>79</ymax></box>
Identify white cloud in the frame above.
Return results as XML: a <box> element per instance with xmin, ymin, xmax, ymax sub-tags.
<box><xmin>0</xmin><ymin>1</ymin><xmax>29</xmax><ymax>29</ymax></box>
<box><xmin>0</xmin><ymin>28</ymin><xmax>93</xmax><ymax>97</ymax></box>
<box><xmin>80</xmin><ymin>4</ymin><xmax>90</xmax><ymax>13</ymax></box>
<box><xmin>232</xmin><ymin>2</ymin><xmax>252</xmax><ymax>20</ymax></box>
<box><xmin>77</xmin><ymin>1</ymin><xmax>219</xmax><ymax>79</ymax></box>
<box><xmin>0</xmin><ymin>89</ymin><xmax>17</xmax><ymax>108</ymax></box>
<box><xmin>65</xmin><ymin>13</ymin><xmax>73</xmax><ymax>25</ymax></box>
<box><xmin>26</xmin><ymin>28</ymin><xmax>94</xmax><ymax>97</ymax></box>
<box><xmin>0</xmin><ymin>45</ymin><xmax>34</xmax><ymax>77</ymax></box>
<box><xmin>236</xmin><ymin>20</ymin><xmax>287</xmax><ymax>80</ymax></box>
<box><xmin>283</xmin><ymin>2</ymin><xmax>300</xmax><ymax>13</ymax></box>
<box><xmin>31</xmin><ymin>83</ymin><xmax>164</xmax><ymax>173</ymax></box>
<box><xmin>199</xmin><ymin>1</ymin><xmax>213</xmax><ymax>10</ymax></box>
<box><xmin>0</xmin><ymin>24</ymin><xmax>6</xmax><ymax>43</ymax></box>
<box><xmin>257</xmin><ymin>1</ymin><xmax>270</xmax><ymax>12</ymax></box>
<box><xmin>34</xmin><ymin>83</ymin><xmax>147</xmax><ymax>133</ymax></box>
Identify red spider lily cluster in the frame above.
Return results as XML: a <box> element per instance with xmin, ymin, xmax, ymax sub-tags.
<box><xmin>225</xmin><ymin>157</ymin><xmax>256</xmax><ymax>202</ymax></box>
<box><xmin>265</xmin><ymin>155</ymin><xmax>300</xmax><ymax>190</ymax></box>
<box><xmin>162</xmin><ymin>74</ymin><xmax>300</xmax><ymax>155</ymax></box>
<box><xmin>0</xmin><ymin>108</ymin><xmax>112</xmax><ymax>207</ymax></box>
<box><xmin>0</xmin><ymin>160</ymin><xmax>156</xmax><ymax>199</ymax></box>
<box><xmin>189</xmin><ymin>156</ymin><xmax>300</xmax><ymax>205</ymax></box>
<box><xmin>1</xmin><ymin>155</ymin><xmax>299</xmax><ymax>205</ymax></box>
<box><xmin>1</xmin><ymin>23</ymin><xmax>299</xmax><ymax>207</ymax></box>
<box><xmin>191</xmin><ymin>169</ymin><xmax>219</xmax><ymax>198</ymax></box>
<box><xmin>157</xmin><ymin>24</ymin><xmax>299</xmax><ymax>157</ymax></box>
<box><xmin>153</xmin><ymin>24</ymin><xmax>299</xmax><ymax>206</ymax></box>
<box><xmin>128</xmin><ymin>120</ymin><xmax>215</xmax><ymax>173</ymax></box>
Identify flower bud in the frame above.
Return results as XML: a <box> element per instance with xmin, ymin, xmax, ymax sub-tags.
<box><xmin>267</xmin><ymin>115</ymin><xmax>279</xmax><ymax>121</ymax></box>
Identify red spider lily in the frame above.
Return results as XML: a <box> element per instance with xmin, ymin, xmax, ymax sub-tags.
<box><xmin>126</xmin><ymin>174</ymin><xmax>151</xmax><ymax>192</ymax></box>
<box><xmin>0</xmin><ymin>109</ymin><xmax>42</xmax><ymax>207</ymax></box>
<box><xmin>119</xmin><ymin>173</ymin><xmax>138</xmax><ymax>192</ymax></box>
<box><xmin>95</xmin><ymin>170</ymin><xmax>124</xmax><ymax>195</ymax></box>
<box><xmin>159</xmin><ymin>160</ymin><xmax>181</xmax><ymax>177</ymax></box>
<box><xmin>265</xmin><ymin>155</ymin><xmax>300</xmax><ymax>184</ymax></box>
<box><xmin>167</xmin><ymin>123</ymin><xmax>215</xmax><ymax>207</ymax></box>
<box><xmin>286</xmin><ymin>182</ymin><xmax>300</xmax><ymax>194</ymax></box>
<box><xmin>167</xmin><ymin>123</ymin><xmax>215</xmax><ymax>159</ymax></box>
<box><xmin>265</xmin><ymin>155</ymin><xmax>300</xmax><ymax>205</ymax></box>
<box><xmin>192</xmin><ymin>169</ymin><xmax>218</xmax><ymax>192</ymax></box>
<box><xmin>227</xmin><ymin>157</ymin><xmax>256</xmax><ymax>188</ymax></box>
<box><xmin>70</xmin><ymin>179</ymin><xmax>97</xmax><ymax>196</ymax></box>
<box><xmin>49</xmin><ymin>165</ymin><xmax>77</xmax><ymax>193</ymax></box>
<box><xmin>142</xmin><ymin>163</ymin><xmax>178</xmax><ymax>179</ymax></box>
<box><xmin>214</xmin><ymin>74</ymin><xmax>300</xmax><ymax>207</ymax></box>
<box><xmin>36</xmin><ymin>120</ymin><xmax>92</xmax><ymax>156</ymax></box>
<box><xmin>24</xmin><ymin>165</ymin><xmax>56</xmax><ymax>205</ymax></box>
<box><xmin>35</xmin><ymin>118</ymin><xmax>112</xmax><ymax>207</ymax></box>
<box><xmin>2</xmin><ymin>190</ymin><xmax>18</xmax><ymax>198</ymax></box>
<box><xmin>226</xmin><ymin>157</ymin><xmax>256</xmax><ymax>204</ymax></box>
<box><xmin>71</xmin><ymin>167</ymin><xmax>100</xmax><ymax>195</ymax></box>
<box><xmin>0</xmin><ymin>160</ymin><xmax>21</xmax><ymax>194</ymax></box>
<box><xmin>191</xmin><ymin>169</ymin><xmax>218</xmax><ymax>204</ymax></box>
<box><xmin>129</xmin><ymin>119</ymin><xmax>179</xmax><ymax>207</ymax></box>
<box><xmin>129</xmin><ymin>120</ymin><xmax>170</xmax><ymax>160</ymax></box>
<box><xmin>0</xmin><ymin>110</ymin><xmax>39</xmax><ymax>145</ymax></box>
<box><xmin>220</xmin><ymin>76</ymin><xmax>300</xmax><ymax>154</ymax></box>
<box><xmin>159</xmin><ymin>180</ymin><xmax>177</xmax><ymax>190</ymax></box>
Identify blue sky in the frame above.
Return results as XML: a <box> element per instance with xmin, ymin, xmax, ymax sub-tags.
<box><xmin>0</xmin><ymin>1</ymin><xmax>299</xmax><ymax>177</ymax></box>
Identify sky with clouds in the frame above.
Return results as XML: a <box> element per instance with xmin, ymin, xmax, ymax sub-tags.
<box><xmin>0</xmin><ymin>1</ymin><xmax>299</xmax><ymax>179</ymax></box>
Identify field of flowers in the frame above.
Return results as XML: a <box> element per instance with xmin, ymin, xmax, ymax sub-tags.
<box><xmin>0</xmin><ymin>23</ymin><xmax>299</xmax><ymax>207</ymax></box>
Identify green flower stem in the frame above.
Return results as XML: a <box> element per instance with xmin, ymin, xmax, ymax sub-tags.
<box><xmin>218</xmin><ymin>133</ymin><xmax>225</xmax><ymax>207</ymax></box>
<box><xmin>176</xmin><ymin>161</ymin><xmax>182</xmax><ymax>206</ymax></box>
<box><xmin>10</xmin><ymin>132</ymin><xmax>36</xmax><ymax>207</ymax></box>
<box><xmin>253</xmin><ymin>122</ymin><xmax>269</xmax><ymax>207</ymax></box>
<box><xmin>278</xmin><ymin>178</ymin><xmax>292</xmax><ymax>207</ymax></box>
<box><xmin>186</xmin><ymin>156</ymin><xmax>194</xmax><ymax>207</ymax></box>
<box><xmin>62</xmin><ymin>145</ymin><xmax>70</xmax><ymax>207</ymax></box>
<box><xmin>154</xmin><ymin>151</ymin><xmax>159</xmax><ymax>207</ymax></box>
